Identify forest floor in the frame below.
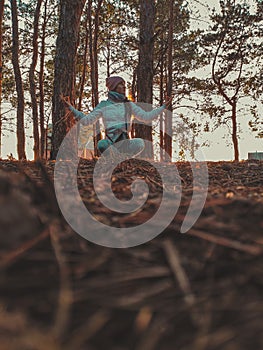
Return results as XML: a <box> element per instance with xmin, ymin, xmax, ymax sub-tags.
<box><xmin>0</xmin><ymin>158</ymin><xmax>262</xmax><ymax>350</ymax></box>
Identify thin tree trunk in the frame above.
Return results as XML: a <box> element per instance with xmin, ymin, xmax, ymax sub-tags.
<box><xmin>39</xmin><ymin>0</ymin><xmax>48</xmax><ymax>158</ymax></box>
<box><xmin>164</xmin><ymin>0</ymin><xmax>173</xmax><ymax>160</ymax></box>
<box><xmin>131</xmin><ymin>67</ymin><xmax>137</xmax><ymax>102</ymax></box>
<box><xmin>29</xmin><ymin>0</ymin><xmax>43</xmax><ymax>160</ymax></box>
<box><xmin>232</xmin><ymin>100</ymin><xmax>239</xmax><ymax>161</ymax></box>
<box><xmin>88</xmin><ymin>0</ymin><xmax>102</xmax><ymax>106</ymax></box>
<box><xmin>88</xmin><ymin>0</ymin><xmax>95</xmax><ymax>106</ymax></box>
<box><xmin>93</xmin><ymin>0</ymin><xmax>102</xmax><ymax>105</ymax></box>
<box><xmin>159</xmin><ymin>40</ymin><xmax>164</xmax><ymax>161</ymax></box>
<box><xmin>51</xmin><ymin>0</ymin><xmax>86</xmax><ymax>160</ymax></box>
<box><xmin>106</xmin><ymin>39</ymin><xmax>110</xmax><ymax>78</ymax></box>
<box><xmin>135</xmin><ymin>0</ymin><xmax>155</xmax><ymax>159</ymax></box>
<box><xmin>0</xmin><ymin>0</ymin><xmax>4</xmax><ymax>158</ymax></box>
<box><xmin>88</xmin><ymin>0</ymin><xmax>103</xmax><ymax>156</ymax></box>
<box><xmin>211</xmin><ymin>28</ymin><xmax>241</xmax><ymax>162</ymax></box>
<box><xmin>10</xmin><ymin>0</ymin><xmax>26</xmax><ymax>160</ymax></box>
<box><xmin>93</xmin><ymin>0</ymin><xmax>103</xmax><ymax>155</ymax></box>
<box><xmin>78</xmin><ymin>6</ymin><xmax>89</xmax><ymax>110</ymax></box>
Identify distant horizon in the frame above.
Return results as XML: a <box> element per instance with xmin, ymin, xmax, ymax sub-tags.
<box><xmin>1</xmin><ymin>130</ymin><xmax>262</xmax><ymax>162</ymax></box>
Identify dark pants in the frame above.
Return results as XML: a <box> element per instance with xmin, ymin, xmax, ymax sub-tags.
<box><xmin>97</xmin><ymin>138</ymin><xmax>145</xmax><ymax>157</ymax></box>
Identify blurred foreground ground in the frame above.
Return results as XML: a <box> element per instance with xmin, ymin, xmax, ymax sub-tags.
<box><xmin>0</xmin><ymin>159</ymin><xmax>262</xmax><ymax>350</ymax></box>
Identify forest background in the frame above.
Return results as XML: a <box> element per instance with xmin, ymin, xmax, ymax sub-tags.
<box><xmin>0</xmin><ymin>0</ymin><xmax>262</xmax><ymax>161</ymax></box>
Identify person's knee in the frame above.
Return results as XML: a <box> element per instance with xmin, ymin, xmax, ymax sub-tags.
<box><xmin>134</xmin><ymin>138</ymin><xmax>145</xmax><ymax>152</ymax></box>
<box><xmin>128</xmin><ymin>138</ymin><xmax>144</xmax><ymax>155</ymax></box>
<box><xmin>97</xmin><ymin>139</ymin><xmax>111</xmax><ymax>153</ymax></box>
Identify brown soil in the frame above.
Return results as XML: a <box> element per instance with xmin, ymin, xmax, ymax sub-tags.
<box><xmin>0</xmin><ymin>159</ymin><xmax>262</xmax><ymax>350</ymax></box>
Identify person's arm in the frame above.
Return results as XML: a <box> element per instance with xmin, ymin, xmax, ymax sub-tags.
<box><xmin>60</xmin><ymin>95</ymin><xmax>103</xmax><ymax>125</ymax></box>
<box><xmin>68</xmin><ymin>104</ymin><xmax>102</xmax><ymax>126</ymax></box>
<box><xmin>130</xmin><ymin>96</ymin><xmax>173</xmax><ymax>122</ymax></box>
<box><xmin>131</xmin><ymin>103</ymin><xmax>165</xmax><ymax>122</ymax></box>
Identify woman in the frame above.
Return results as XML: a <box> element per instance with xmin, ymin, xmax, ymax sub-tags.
<box><xmin>61</xmin><ymin>76</ymin><xmax>172</xmax><ymax>156</ymax></box>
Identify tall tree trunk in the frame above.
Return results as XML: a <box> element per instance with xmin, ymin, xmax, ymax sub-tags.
<box><xmin>232</xmin><ymin>100</ymin><xmax>239</xmax><ymax>161</ymax></box>
<box><xmin>164</xmin><ymin>0</ymin><xmax>173</xmax><ymax>160</ymax></box>
<box><xmin>88</xmin><ymin>0</ymin><xmax>103</xmax><ymax>156</ymax></box>
<box><xmin>137</xmin><ymin>0</ymin><xmax>155</xmax><ymax>103</ymax></box>
<box><xmin>88</xmin><ymin>0</ymin><xmax>95</xmax><ymax>107</ymax></box>
<box><xmin>211</xmin><ymin>9</ymin><xmax>242</xmax><ymax>162</ymax></box>
<box><xmin>10</xmin><ymin>0</ymin><xmax>26</xmax><ymax>160</ymax></box>
<box><xmin>135</xmin><ymin>0</ymin><xmax>155</xmax><ymax>158</ymax></box>
<box><xmin>106</xmin><ymin>39</ymin><xmax>111</xmax><ymax>78</ymax></box>
<box><xmin>39</xmin><ymin>0</ymin><xmax>48</xmax><ymax>158</ymax></box>
<box><xmin>29</xmin><ymin>0</ymin><xmax>43</xmax><ymax>160</ymax></box>
<box><xmin>159</xmin><ymin>39</ymin><xmax>164</xmax><ymax>162</ymax></box>
<box><xmin>131</xmin><ymin>67</ymin><xmax>137</xmax><ymax>102</ymax></box>
<box><xmin>0</xmin><ymin>0</ymin><xmax>4</xmax><ymax>158</ymax></box>
<box><xmin>93</xmin><ymin>0</ymin><xmax>102</xmax><ymax>105</ymax></box>
<box><xmin>51</xmin><ymin>0</ymin><xmax>86</xmax><ymax>160</ymax></box>
<box><xmin>78</xmin><ymin>6</ymin><xmax>89</xmax><ymax>110</ymax></box>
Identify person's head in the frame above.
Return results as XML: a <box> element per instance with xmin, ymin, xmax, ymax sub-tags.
<box><xmin>106</xmin><ymin>76</ymin><xmax>126</xmax><ymax>95</ymax></box>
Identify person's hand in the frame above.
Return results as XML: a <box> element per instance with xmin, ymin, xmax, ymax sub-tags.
<box><xmin>60</xmin><ymin>94</ymin><xmax>72</xmax><ymax>108</ymax></box>
<box><xmin>164</xmin><ymin>95</ymin><xmax>173</xmax><ymax>108</ymax></box>
<box><xmin>60</xmin><ymin>94</ymin><xmax>83</xmax><ymax>121</ymax></box>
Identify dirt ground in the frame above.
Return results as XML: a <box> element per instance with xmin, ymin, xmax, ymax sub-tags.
<box><xmin>0</xmin><ymin>159</ymin><xmax>262</xmax><ymax>350</ymax></box>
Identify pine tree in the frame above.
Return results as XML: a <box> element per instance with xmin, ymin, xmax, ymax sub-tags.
<box><xmin>0</xmin><ymin>0</ymin><xmax>4</xmax><ymax>158</ymax></box>
<box><xmin>51</xmin><ymin>0</ymin><xmax>86</xmax><ymax>160</ymax></box>
<box><xmin>10</xmin><ymin>0</ymin><xmax>26</xmax><ymax>160</ymax></box>
<box><xmin>202</xmin><ymin>0</ymin><xmax>263</xmax><ymax>161</ymax></box>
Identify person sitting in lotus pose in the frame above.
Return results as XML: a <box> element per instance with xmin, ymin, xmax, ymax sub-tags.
<box><xmin>61</xmin><ymin>76</ymin><xmax>172</xmax><ymax>156</ymax></box>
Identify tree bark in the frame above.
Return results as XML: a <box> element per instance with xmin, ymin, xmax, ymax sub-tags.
<box><xmin>106</xmin><ymin>39</ymin><xmax>111</xmax><ymax>78</ymax></box>
<box><xmin>164</xmin><ymin>0</ymin><xmax>173</xmax><ymax>160</ymax></box>
<box><xmin>135</xmin><ymin>0</ymin><xmax>155</xmax><ymax>159</ymax></box>
<box><xmin>212</xmin><ymin>49</ymin><xmax>241</xmax><ymax>162</ymax></box>
<box><xmin>210</xmin><ymin>3</ymin><xmax>245</xmax><ymax>162</ymax></box>
<box><xmin>93</xmin><ymin>0</ymin><xmax>102</xmax><ymax>105</ymax></box>
<box><xmin>51</xmin><ymin>0</ymin><xmax>86</xmax><ymax>160</ymax></box>
<box><xmin>159</xmin><ymin>38</ymin><xmax>164</xmax><ymax>161</ymax></box>
<box><xmin>10</xmin><ymin>0</ymin><xmax>26</xmax><ymax>160</ymax></box>
<box><xmin>131</xmin><ymin>67</ymin><xmax>137</xmax><ymax>102</ymax></box>
<box><xmin>29</xmin><ymin>0</ymin><xmax>43</xmax><ymax>160</ymax></box>
<box><xmin>137</xmin><ymin>0</ymin><xmax>155</xmax><ymax>104</ymax></box>
<box><xmin>39</xmin><ymin>0</ymin><xmax>48</xmax><ymax>158</ymax></box>
<box><xmin>0</xmin><ymin>0</ymin><xmax>4</xmax><ymax>158</ymax></box>
<box><xmin>231</xmin><ymin>100</ymin><xmax>239</xmax><ymax>161</ymax></box>
<box><xmin>78</xmin><ymin>6</ymin><xmax>89</xmax><ymax>111</ymax></box>
<box><xmin>88</xmin><ymin>0</ymin><xmax>103</xmax><ymax>156</ymax></box>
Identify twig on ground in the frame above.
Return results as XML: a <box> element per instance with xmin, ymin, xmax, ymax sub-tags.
<box><xmin>187</xmin><ymin>229</ymin><xmax>263</xmax><ymax>256</ymax></box>
<box><xmin>162</xmin><ymin>239</ymin><xmax>205</xmax><ymax>330</ymax></box>
<box><xmin>49</xmin><ymin>222</ymin><xmax>73</xmax><ymax>341</ymax></box>
<box><xmin>162</xmin><ymin>239</ymin><xmax>195</xmax><ymax>307</ymax></box>
<box><xmin>65</xmin><ymin>310</ymin><xmax>110</xmax><ymax>350</ymax></box>
<box><xmin>0</xmin><ymin>227</ymin><xmax>50</xmax><ymax>269</ymax></box>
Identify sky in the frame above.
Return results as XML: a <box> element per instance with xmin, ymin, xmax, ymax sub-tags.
<box><xmin>187</xmin><ymin>0</ymin><xmax>262</xmax><ymax>160</ymax></box>
<box><xmin>1</xmin><ymin>0</ymin><xmax>262</xmax><ymax>161</ymax></box>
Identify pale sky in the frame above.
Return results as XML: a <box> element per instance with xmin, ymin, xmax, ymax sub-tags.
<box><xmin>188</xmin><ymin>0</ymin><xmax>262</xmax><ymax>161</ymax></box>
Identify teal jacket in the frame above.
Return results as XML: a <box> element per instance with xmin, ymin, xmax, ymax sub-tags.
<box><xmin>69</xmin><ymin>94</ymin><xmax>166</xmax><ymax>141</ymax></box>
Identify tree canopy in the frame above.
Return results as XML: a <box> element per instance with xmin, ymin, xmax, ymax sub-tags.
<box><xmin>0</xmin><ymin>0</ymin><xmax>262</xmax><ymax>160</ymax></box>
